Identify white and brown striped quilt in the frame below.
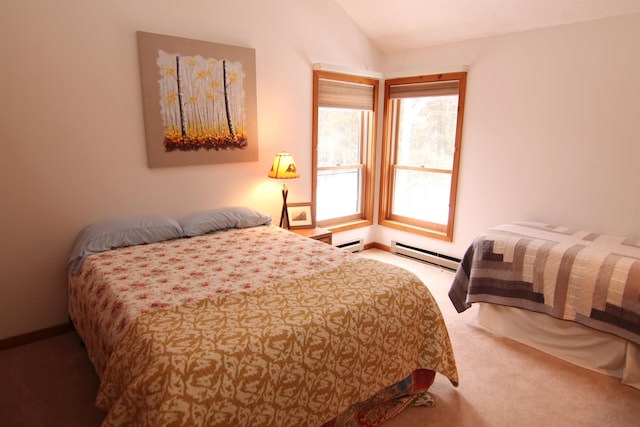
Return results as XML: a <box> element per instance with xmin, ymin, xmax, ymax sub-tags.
<box><xmin>449</xmin><ymin>222</ymin><xmax>640</xmax><ymax>345</ymax></box>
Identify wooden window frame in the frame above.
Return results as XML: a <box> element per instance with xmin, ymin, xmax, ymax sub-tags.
<box><xmin>312</xmin><ymin>70</ymin><xmax>378</xmax><ymax>232</ymax></box>
<box><xmin>379</xmin><ymin>72</ymin><xmax>467</xmax><ymax>241</ymax></box>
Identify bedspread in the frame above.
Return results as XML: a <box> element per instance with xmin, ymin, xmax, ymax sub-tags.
<box><xmin>68</xmin><ymin>226</ymin><xmax>353</xmax><ymax>378</ymax></box>
<box><xmin>449</xmin><ymin>222</ymin><xmax>640</xmax><ymax>345</ymax></box>
<box><xmin>96</xmin><ymin>257</ymin><xmax>458</xmax><ymax>426</ymax></box>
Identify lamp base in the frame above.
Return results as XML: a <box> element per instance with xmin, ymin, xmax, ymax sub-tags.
<box><xmin>279</xmin><ymin>186</ymin><xmax>290</xmax><ymax>229</ymax></box>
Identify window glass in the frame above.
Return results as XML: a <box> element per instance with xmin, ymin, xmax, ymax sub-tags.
<box><xmin>395</xmin><ymin>96</ymin><xmax>458</xmax><ymax>170</ymax></box>
<box><xmin>392</xmin><ymin>169</ymin><xmax>451</xmax><ymax>224</ymax></box>
<box><xmin>317</xmin><ymin>108</ymin><xmax>361</xmax><ymax>167</ymax></box>
<box><xmin>316</xmin><ymin>169</ymin><xmax>361</xmax><ymax>221</ymax></box>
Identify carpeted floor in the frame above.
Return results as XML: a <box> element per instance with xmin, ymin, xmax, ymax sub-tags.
<box><xmin>1</xmin><ymin>249</ymin><xmax>639</xmax><ymax>426</ymax></box>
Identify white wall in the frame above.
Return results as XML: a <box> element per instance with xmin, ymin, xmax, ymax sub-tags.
<box><xmin>0</xmin><ymin>0</ymin><xmax>381</xmax><ymax>340</ymax></box>
<box><xmin>372</xmin><ymin>13</ymin><xmax>640</xmax><ymax>258</ymax></box>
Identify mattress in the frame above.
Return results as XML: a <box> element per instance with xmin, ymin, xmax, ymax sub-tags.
<box><xmin>69</xmin><ymin>225</ymin><xmax>458</xmax><ymax>426</ymax></box>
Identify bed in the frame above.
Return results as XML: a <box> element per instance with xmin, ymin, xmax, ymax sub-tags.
<box><xmin>67</xmin><ymin>207</ymin><xmax>458</xmax><ymax>426</ymax></box>
<box><xmin>449</xmin><ymin>221</ymin><xmax>640</xmax><ymax>389</ymax></box>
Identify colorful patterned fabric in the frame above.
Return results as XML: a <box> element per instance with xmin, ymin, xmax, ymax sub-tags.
<box><xmin>449</xmin><ymin>221</ymin><xmax>640</xmax><ymax>345</ymax></box>
<box><xmin>323</xmin><ymin>369</ymin><xmax>437</xmax><ymax>427</ymax></box>
<box><xmin>95</xmin><ymin>257</ymin><xmax>457</xmax><ymax>426</ymax></box>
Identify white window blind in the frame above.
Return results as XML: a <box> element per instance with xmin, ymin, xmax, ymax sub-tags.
<box><xmin>388</xmin><ymin>80</ymin><xmax>459</xmax><ymax>99</ymax></box>
<box><xmin>318</xmin><ymin>78</ymin><xmax>374</xmax><ymax>110</ymax></box>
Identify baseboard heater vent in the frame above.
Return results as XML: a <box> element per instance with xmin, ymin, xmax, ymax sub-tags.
<box><xmin>390</xmin><ymin>241</ymin><xmax>460</xmax><ymax>271</ymax></box>
<box><xmin>336</xmin><ymin>238</ymin><xmax>364</xmax><ymax>253</ymax></box>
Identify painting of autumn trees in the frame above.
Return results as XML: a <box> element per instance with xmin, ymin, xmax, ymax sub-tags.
<box><xmin>157</xmin><ymin>51</ymin><xmax>247</xmax><ymax>152</ymax></box>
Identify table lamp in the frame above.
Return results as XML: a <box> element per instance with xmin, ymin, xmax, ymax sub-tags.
<box><xmin>268</xmin><ymin>152</ymin><xmax>300</xmax><ymax>229</ymax></box>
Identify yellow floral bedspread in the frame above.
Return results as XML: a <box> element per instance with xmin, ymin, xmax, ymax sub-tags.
<box><xmin>97</xmin><ymin>257</ymin><xmax>458</xmax><ymax>426</ymax></box>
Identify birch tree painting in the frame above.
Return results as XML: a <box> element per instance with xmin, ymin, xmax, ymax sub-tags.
<box><xmin>157</xmin><ymin>51</ymin><xmax>247</xmax><ymax>152</ymax></box>
<box><xmin>137</xmin><ymin>31</ymin><xmax>258</xmax><ymax>168</ymax></box>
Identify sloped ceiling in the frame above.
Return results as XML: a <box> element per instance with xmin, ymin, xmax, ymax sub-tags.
<box><xmin>333</xmin><ymin>0</ymin><xmax>640</xmax><ymax>53</ymax></box>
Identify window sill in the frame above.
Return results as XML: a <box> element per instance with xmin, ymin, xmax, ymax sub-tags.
<box><xmin>323</xmin><ymin>219</ymin><xmax>373</xmax><ymax>233</ymax></box>
<box><xmin>378</xmin><ymin>219</ymin><xmax>452</xmax><ymax>242</ymax></box>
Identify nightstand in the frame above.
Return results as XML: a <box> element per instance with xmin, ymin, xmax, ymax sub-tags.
<box><xmin>292</xmin><ymin>227</ymin><xmax>332</xmax><ymax>245</ymax></box>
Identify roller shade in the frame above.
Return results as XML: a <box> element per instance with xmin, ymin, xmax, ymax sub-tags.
<box><xmin>389</xmin><ymin>80</ymin><xmax>459</xmax><ymax>99</ymax></box>
<box><xmin>318</xmin><ymin>78</ymin><xmax>375</xmax><ymax>110</ymax></box>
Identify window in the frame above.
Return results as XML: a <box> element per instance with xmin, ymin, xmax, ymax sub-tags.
<box><xmin>312</xmin><ymin>71</ymin><xmax>378</xmax><ymax>230</ymax></box>
<box><xmin>379</xmin><ymin>72</ymin><xmax>467</xmax><ymax>241</ymax></box>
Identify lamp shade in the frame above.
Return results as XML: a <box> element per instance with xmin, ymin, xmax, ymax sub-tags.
<box><xmin>268</xmin><ymin>152</ymin><xmax>300</xmax><ymax>179</ymax></box>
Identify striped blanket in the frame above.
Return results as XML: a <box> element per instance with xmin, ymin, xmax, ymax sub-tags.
<box><xmin>449</xmin><ymin>222</ymin><xmax>640</xmax><ymax>345</ymax></box>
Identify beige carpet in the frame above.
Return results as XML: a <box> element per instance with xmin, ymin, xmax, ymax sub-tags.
<box><xmin>1</xmin><ymin>249</ymin><xmax>639</xmax><ymax>426</ymax></box>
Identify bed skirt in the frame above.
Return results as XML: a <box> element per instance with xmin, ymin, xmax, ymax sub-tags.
<box><xmin>477</xmin><ymin>303</ymin><xmax>640</xmax><ymax>389</ymax></box>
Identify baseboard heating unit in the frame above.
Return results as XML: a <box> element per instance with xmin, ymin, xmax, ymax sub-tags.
<box><xmin>336</xmin><ymin>239</ymin><xmax>364</xmax><ymax>253</ymax></box>
<box><xmin>390</xmin><ymin>241</ymin><xmax>461</xmax><ymax>271</ymax></box>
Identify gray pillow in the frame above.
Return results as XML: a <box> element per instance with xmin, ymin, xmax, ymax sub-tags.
<box><xmin>67</xmin><ymin>215</ymin><xmax>183</xmax><ymax>275</ymax></box>
<box><xmin>178</xmin><ymin>206</ymin><xmax>272</xmax><ymax>237</ymax></box>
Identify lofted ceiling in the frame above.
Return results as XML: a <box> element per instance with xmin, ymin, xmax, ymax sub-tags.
<box><xmin>333</xmin><ymin>0</ymin><xmax>640</xmax><ymax>53</ymax></box>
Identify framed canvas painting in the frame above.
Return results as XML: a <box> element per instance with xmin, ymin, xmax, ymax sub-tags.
<box><xmin>137</xmin><ymin>31</ymin><xmax>258</xmax><ymax>168</ymax></box>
